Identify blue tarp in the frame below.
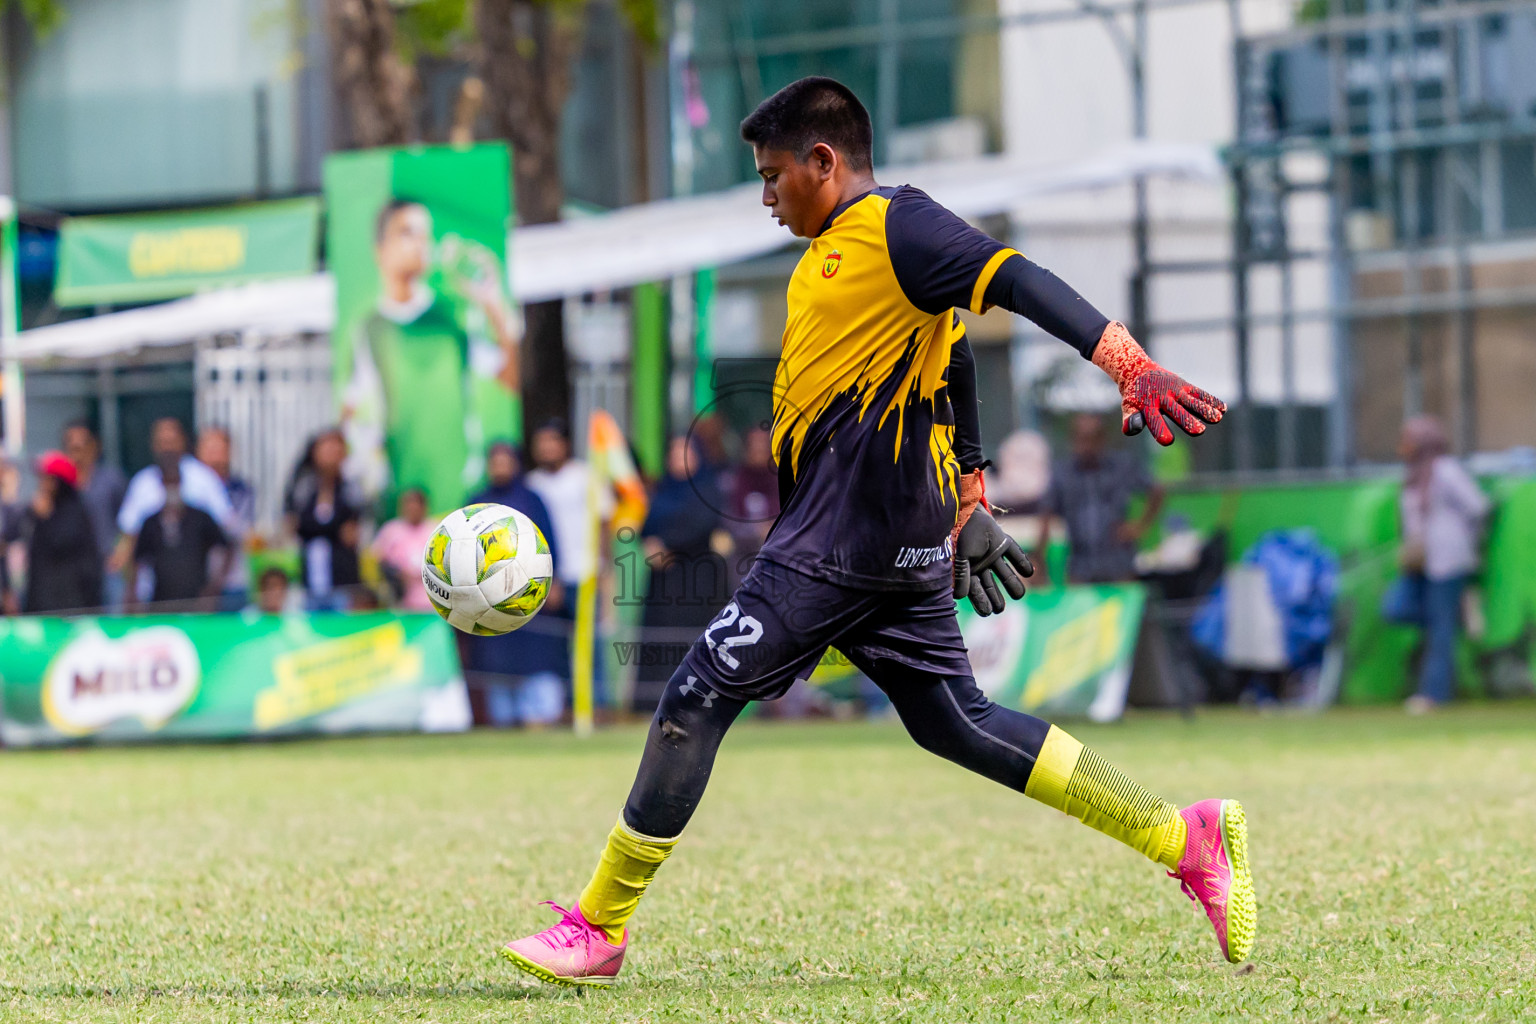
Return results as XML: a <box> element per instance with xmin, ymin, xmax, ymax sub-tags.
<box><xmin>1192</xmin><ymin>529</ymin><xmax>1339</xmax><ymax>671</ymax></box>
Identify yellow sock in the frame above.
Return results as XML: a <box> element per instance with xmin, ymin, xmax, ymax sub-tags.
<box><xmin>577</xmin><ymin>818</ymin><xmax>679</xmax><ymax>944</ymax></box>
<box><xmin>1024</xmin><ymin>726</ymin><xmax>1188</xmax><ymax>869</ymax></box>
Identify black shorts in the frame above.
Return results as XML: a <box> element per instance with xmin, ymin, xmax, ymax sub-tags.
<box><xmin>679</xmin><ymin>558</ymin><xmax>972</xmax><ymax>701</ymax></box>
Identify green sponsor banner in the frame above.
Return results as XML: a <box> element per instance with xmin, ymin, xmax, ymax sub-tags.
<box><xmin>0</xmin><ymin>612</ymin><xmax>469</xmax><ymax>747</ymax></box>
<box><xmin>323</xmin><ymin>144</ymin><xmax>520</xmax><ymax>515</ymax></box>
<box><xmin>54</xmin><ymin>198</ymin><xmax>321</xmax><ymax>307</ymax></box>
<box><xmin>812</xmin><ymin>584</ymin><xmax>1145</xmax><ymax>721</ymax></box>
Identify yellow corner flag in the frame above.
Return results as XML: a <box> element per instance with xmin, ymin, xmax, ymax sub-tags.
<box><xmin>573</xmin><ymin>411</ymin><xmax>648</xmax><ymax>735</ymax></box>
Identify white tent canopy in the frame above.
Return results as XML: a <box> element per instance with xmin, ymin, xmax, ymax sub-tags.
<box><xmin>10</xmin><ymin>274</ymin><xmax>337</xmax><ymax>363</ymax></box>
<box><xmin>13</xmin><ymin>142</ymin><xmax>1220</xmax><ymax>364</ymax></box>
<box><xmin>511</xmin><ymin>142</ymin><xmax>1220</xmax><ymax>302</ymax></box>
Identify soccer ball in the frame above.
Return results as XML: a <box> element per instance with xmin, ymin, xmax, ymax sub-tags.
<box><xmin>422</xmin><ymin>503</ymin><xmax>554</xmax><ymax>635</ymax></box>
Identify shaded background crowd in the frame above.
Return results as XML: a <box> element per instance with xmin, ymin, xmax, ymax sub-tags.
<box><xmin>1</xmin><ymin>405</ymin><xmax>1502</xmax><ymax>727</ymax></box>
<box><xmin>0</xmin><ymin>410</ymin><xmax>781</xmax><ymax>727</ymax></box>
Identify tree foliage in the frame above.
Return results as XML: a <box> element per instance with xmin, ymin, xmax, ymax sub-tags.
<box><xmin>2</xmin><ymin>0</ymin><xmax>65</xmax><ymax>35</ymax></box>
<box><xmin>393</xmin><ymin>0</ymin><xmax>475</xmax><ymax>61</ymax></box>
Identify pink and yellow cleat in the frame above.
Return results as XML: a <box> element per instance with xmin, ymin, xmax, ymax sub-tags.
<box><xmin>1171</xmin><ymin>798</ymin><xmax>1256</xmax><ymax>963</ymax></box>
<box><xmin>500</xmin><ymin>901</ymin><xmax>626</xmax><ymax>987</ymax></box>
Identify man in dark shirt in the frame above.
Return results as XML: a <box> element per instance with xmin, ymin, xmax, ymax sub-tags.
<box><xmin>1035</xmin><ymin>413</ymin><xmax>1165</xmax><ymax>585</ymax></box>
<box><xmin>132</xmin><ymin>456</ymin><xmax>230</xmax><ymax>609</ymax></box>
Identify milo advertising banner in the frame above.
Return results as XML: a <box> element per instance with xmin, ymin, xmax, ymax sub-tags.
<box><xmin>812</xmin><ymin>584</ymin><xmax>1146</xmax><ymax>722</ymax></box>
<box><xmin>0</xmin><ymin>614</ymin><xmax>470</xmax><ymax>747</ymax></box>
<box><xmin>324</xmin><ymin>144</ymin><xmax>519</xmax><ymax>514</ymax></box>
<box><xmin>961</xmin><ymin>585</ymin><xmax>1146</xmax><ymax>721</ymax></box>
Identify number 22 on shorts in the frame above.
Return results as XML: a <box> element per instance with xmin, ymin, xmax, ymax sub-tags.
<box><xmin>703</xmin><ymin>601</ymin><xmax>764</xmax><ymax>670</ymax></box>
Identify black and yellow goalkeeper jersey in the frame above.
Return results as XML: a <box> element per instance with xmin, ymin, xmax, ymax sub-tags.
<box><xmin>759</xmin><ymin>185</ymin><xmax>1021</xmax><ymax>591</ymax></box>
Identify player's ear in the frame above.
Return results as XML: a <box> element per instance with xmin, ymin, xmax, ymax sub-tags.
<box><xmin>810</xmin><ymin>142</ymin><xmax>837</xmax><ymax>180</ymax></box>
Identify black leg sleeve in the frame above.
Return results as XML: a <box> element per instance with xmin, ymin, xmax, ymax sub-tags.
<box><xmin>621</xmin><ymin>664</ymin><xmax>749</xmax><ymax>838</ymax></box>
<box><xmin>875</xmin><ymin>663</ymin><xmax>1051</xmax><ymax>794</ymax></box>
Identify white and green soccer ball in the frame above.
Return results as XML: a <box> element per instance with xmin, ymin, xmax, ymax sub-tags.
<box><xmin>422</xmin><ymin>503</ymin><xmax>554</xmax><ymax>635</ymax></box>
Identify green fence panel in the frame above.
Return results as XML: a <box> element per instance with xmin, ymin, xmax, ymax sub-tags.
<box><xmin>1161</xmin><ymin>475</ymin><xmax>1536</xmax><ymax>704</ymax></box>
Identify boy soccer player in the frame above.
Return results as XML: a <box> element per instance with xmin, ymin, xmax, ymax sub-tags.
<box><xmin>501</xmin><ymin>77</ymin><xmax>1254</xmax><ymax>986</ymax></box>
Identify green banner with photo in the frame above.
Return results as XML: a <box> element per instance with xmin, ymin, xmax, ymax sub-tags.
<box><xmin>323</xmin><ymin>144</ymin><xmax>520</xmax><ymax>516</ymax></box>
<box><xmin>0</xmin><ymin>613</ymin><xmax>469</xmax><ymax>747</ymax></box>
<box><xmin>812</xmin><ymin>584</ymin><xmax>1145</xmax><ymax>721</ymax></box>
<box><xmin>54</xmin><ymin>198</ymin><xmax>321</xmax><ymax>307</ymax></box>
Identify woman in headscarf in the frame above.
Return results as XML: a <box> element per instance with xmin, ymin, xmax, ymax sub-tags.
<box><xmin>634</xmin><ymin>436</ymin><xmax>729</xmax><ymax>711</ymax></box>
<box><xmin>22</xmin><ymin>451</ymin><xmax>103</xmax><ymax>613</ymax></box>
<box><xmin>285</xmin><ymin>428</ymin><xmax>368</xmax><ymax>610</ymax></box>
<box><xmin>1389</xmin><ymin>415</ymin><xmax>1490</xmax><ymax>712</ymax></box>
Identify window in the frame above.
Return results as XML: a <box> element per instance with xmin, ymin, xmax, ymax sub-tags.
<box><xmin>1500</xmin><ymin>139</ymin><xmax>1536</xmax><ymax>232</ymax></box>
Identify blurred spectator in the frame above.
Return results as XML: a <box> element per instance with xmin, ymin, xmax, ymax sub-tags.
<box><xmin>131</xmin><ymin>455</ymin><xmax>230</xmax><ymax>610</ymax></box>
<box><xmin>372</xmin><ymin>487</ymin><xmax>436</xmax><ymax>611</ymax></box>
<box><xmin>251</xmin><ymin>566</ymin><xmax>296</xmax><ymax>615</ymax></box>
<box><xmin>634</xmin><ymin>437</ymin><xmax>729</xmax><ymax>710</ymax></box>
<box><xmin>20</xmin><ymin>451</ymin><xmax>102</xmax><ymax>613</ymax></box>
<box><xmin>472</xmin><ymin>442</ymin><xmax>561</xmax><ymax>593</ymax></box>
<box><xmin>691</xmin><ymin>412</ymin><xmax>731</xmax><ymax>478</ymax></box>
<box><xmin>987</xmin><ymin>430</ymin><xmax>1052</xmax><ymax>513</ymax></box>
<box><xmin>727</xmin><ymin>425</ymin><xmax>779</xmax><ymax>572</ymax></box>
<box><xmin>466</xmin><ymin>441</ymin><xmax>566</xmax><ymax>727</ymax></box>
<box><xmin>114</xmin><ymin>417</ymin><xmax>231</xmax><ymax>600</ymax></box>
<box><xmin>526</xmin><ymin>419</ymin><xmax>612</xmax><ymax>598</ymax></box>
<box><xmin>1384</xmin><ymin>416</ymin><xmax>1491</xmax><ymax>713</ymax></box>
<box><xmin>349</xmin><ymin>586</ymin><xmax>384</xmax><ymax>611</ymax></box>
<box><xmin>285</xmin><ymin>428</ymin><xmax>367</xmax><ymax>611</ymax></box>
<box><xmin>1033</xmin><ymin>413</ymin><xmax>1163</xmax><ymax>585</ymax></box>
<box><xmin>63</xmin><ymin>421</ymin><xmax>126</xmax><ymax>609</ymax></box>
<box><xmin>196</xmin><ymin>426</ymin><xmax>256</xmax><ymax>611</ymax></box>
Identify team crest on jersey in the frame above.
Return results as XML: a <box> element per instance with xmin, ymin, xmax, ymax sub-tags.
<box><xmin>821</xmin><ymin>250</ymin><xmax>843</xmax><ymax>278</ymax></box>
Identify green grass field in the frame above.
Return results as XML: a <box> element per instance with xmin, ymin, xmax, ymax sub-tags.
<box><xmin>1</xmin><ymin>705</ymin><xmax>1533</xmax><ymax>1023</ymax></box>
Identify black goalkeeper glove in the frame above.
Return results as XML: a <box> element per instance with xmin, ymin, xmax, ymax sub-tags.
<box><xmin>951</xmin><ymin>471</ymin><xmax>1033</xmax><ymax>616</ymax></box>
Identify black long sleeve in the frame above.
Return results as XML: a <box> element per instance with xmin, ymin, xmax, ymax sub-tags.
<box><xmin>982</xmin><ymin>253</ymin><xmax>1110</xmax><ymax>360</ymax></box>
<box><xmin>948</xmin><ymin>334</ymin><xmax>986</xmax><ymax>474</ymax></box>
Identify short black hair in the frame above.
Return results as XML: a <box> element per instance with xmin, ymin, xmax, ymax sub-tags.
<box><xmin>534</xmin><ymin>418</ymin><xmax>570</xmax><ymax>442</ymax></box>
<box><xmin>374</xmin><ymin>198</ymin><xmax>426</xmax><ymax>244</ymax></box>
<box><xmin>740</xmin><ymin>77</ymin><xmax>873</xmax><ymax>172</ymax></box>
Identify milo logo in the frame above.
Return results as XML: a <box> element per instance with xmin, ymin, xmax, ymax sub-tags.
<box><xmin>42</xmin><ymin>627</ymin><xmax>202</xmax><ymax>735</ymax></box>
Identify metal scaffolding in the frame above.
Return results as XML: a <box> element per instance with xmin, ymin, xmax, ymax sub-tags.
<box><xmin>1227</xmin><ymin>0</ymin><xmax>1536</xmax><ymax>468</ymax></box>
<box><xmin>678</xmin><ymin>0</ymin><xmax>1536</xmax><ymax>474</ymax></box>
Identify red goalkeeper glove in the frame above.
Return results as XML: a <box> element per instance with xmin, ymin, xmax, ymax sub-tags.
<box><xmin>1091</xmin><ymin>322</ymin><xmax>1226</xmax><ymax>445</ymax></box>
